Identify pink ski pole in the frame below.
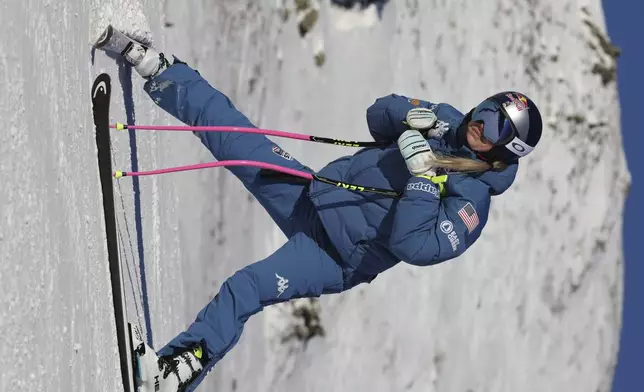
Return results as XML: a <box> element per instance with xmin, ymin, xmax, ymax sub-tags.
<box><xmin>110</xmin><ymin>122</ymin><xmax>388</xmax><ymax>148</ymax></box>
<box><xmin>113</xmin><ymin>160</ymin><xmax>313</xmax><ymax>180</ymax></box>
<box><xmin>113</xmin><ymin>160</ymin><xmax>401</xmax><ymax>197</ymax></box>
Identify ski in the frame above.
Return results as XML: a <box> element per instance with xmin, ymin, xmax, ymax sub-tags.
<box><xmin>92</xmin><ymin>73</ymin><xmax>138</xmax><ymax>392</ymax></box>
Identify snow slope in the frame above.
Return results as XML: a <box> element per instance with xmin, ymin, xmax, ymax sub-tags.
<box><xmin>0</xmin><ymin>0</ymin><xmax>628</xmax><ymax>391</ymax></box>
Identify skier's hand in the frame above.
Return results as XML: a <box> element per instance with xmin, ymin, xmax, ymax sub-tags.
<box><xmin>405</xmin><ymin>107</ymin><xmax>448</xmax><ymax>139</ymax></box>
<box><xmin>397</xmin><ymin>129</ymin><xmax>437</xmax><ymax>177</ymax></box>
<box><xmin>405</xmin><ymin>108</ymin><xmax>437</xmax><ymax>130</ymax></box>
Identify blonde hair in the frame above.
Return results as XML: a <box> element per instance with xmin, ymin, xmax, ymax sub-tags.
<box><xmin>429</xmin><ymin>153</ymin><xmax>508</xmax><ymax>173</ymax></box>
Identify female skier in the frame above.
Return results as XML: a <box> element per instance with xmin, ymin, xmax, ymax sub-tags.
<box><xmin>94</xmin><ymin>26</ymin><xmax>543</xmax><ymax>392</ymax></box>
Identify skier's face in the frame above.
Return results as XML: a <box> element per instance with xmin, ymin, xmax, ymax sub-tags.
<box><xmin>466</xmin><ymin>121</ymin><xmax>494</xmax><ymax>152</ymax></box>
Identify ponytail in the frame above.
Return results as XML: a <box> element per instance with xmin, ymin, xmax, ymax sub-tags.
<box><xmin>429</xmin><ymin>153</ymin><xmax>508</xmax><ymax>173</ymax></box>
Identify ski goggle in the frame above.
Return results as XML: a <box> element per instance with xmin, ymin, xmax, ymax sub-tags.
<box><xmin>471</xmin><ymin>99</ymin><xmax>515</xmax><ymax>146</ymax></box>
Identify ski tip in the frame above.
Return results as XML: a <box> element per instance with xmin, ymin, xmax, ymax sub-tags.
<box><xmin>115</xmin><ymin>122</ymin><xmax>127</xmax><ymax>131</ymax></box>
<box><xmin>114</xmin><ymin>171</ymin><xmax>125</xmax><ymax>179</ymax></box>
<box><xmin>91</xmin><ymin>74</ymin><xmax>111</xmax><ymax>100</ymax></box>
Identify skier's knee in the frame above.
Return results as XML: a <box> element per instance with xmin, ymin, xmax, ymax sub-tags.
<box><xmin>221</xmin><ymin>267</ymin><xmax>259</xmax><ymax>297</ymax></box>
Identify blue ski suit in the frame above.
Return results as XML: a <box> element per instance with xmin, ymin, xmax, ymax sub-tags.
<box><xmin>144</xmin><ymin>60</ymin><xmax>518</xmax><ymax>389</ymax></box>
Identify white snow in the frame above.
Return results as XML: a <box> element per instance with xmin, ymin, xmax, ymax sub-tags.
<box><xmin>0</xmin><ymin>0</ymin><xmax>628</xmax><ymax>391</ymax></box>
<box><xmin>329</xmin><ymin>3</ymin><xmax>380</xmax><ymax>32</ymax></box>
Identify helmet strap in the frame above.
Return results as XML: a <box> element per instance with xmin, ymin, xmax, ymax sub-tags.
<box><xmin>482</xmin><ymin>145</ymin><xmax>519</xmax><ymax>164</ymax></box>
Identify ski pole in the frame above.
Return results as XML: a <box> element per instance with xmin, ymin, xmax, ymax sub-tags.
<box><xmin>111</xmin><ymin>122</ymin><xmax>389</xmax><ymax>148</ymax></box>
<box><xmin>113</xmin><ymin>160</ymin><xmax>401</xmax><ymax>197</ymax></box>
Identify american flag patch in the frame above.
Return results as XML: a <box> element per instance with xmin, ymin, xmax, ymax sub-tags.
<box><xmin>458</xmin><ymin>202</ymin><xmax>479</xmax><ymax>233</ymax></box>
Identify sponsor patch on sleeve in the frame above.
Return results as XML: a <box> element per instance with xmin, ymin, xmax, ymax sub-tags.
<box><xmin>440</xmin><ymin>220</ymin><xmax>460</xmax><ymax>252</ymax></box>
<box><xmin>406</xmin><ymin>181</ymin><xmax>440</xmax><ymax>198</ymax></box>
<box><xmin>272</xmin><ymin>146</ymin><xmax>293</xmax><ymax>161</ymax></box>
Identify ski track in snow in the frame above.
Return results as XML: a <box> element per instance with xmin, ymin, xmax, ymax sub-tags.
<box><xmin>0</xmin><ymin>0</ymin><xmax>628</xmax><ymax>391</ymax></box>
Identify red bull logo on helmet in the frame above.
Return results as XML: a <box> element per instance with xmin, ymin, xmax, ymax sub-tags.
<box><xmin>505</xmin><ymin>93</ymin><xmax>529</xmax><ymax>111</ymax></box>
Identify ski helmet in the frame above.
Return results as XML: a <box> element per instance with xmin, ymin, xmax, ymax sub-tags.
<box><xmin>470</xmin><ymin>91</ymin><xmax>543</xmax><ymax>163</ymax></box>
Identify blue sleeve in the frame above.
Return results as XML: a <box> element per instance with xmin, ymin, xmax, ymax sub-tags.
<box><xmin>389</xmin><ymin>176</ymin><xmax>490</xmax><ymax>266</ymax></box>
<box><xmin>366</xmin><ymin>94</ymin><xmax>435</xmax><ymax>142</ymax></box>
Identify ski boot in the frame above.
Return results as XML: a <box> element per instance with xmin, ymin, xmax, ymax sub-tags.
<box><xmin>93</xmin><ymin>25</ymin><xmax>169</xmax><ymax>79</ymax></box>
<box><xmin>130</xmin><ymin>325</ymin><xmax>205</xmax><ymax>392</ymax></box>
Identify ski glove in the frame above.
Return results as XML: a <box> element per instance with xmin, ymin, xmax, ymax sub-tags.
<box><xmin>406</xmin><ymin>107</ymin><xmax>437</xmax><ymax>129</ymax></box>
<box><xmin>405</xmin><ymin>107</ymin><xmax>447</xmax><ymax>139</ymax></box>
<box><xmin>397</xmin><ymin>129</ymin><xmax>437</xmax><ymax>178</ymax></box>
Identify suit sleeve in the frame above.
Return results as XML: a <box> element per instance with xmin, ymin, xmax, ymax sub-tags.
<box><xmin>389</xmin><ymin>176</ymin><xmax>490</xmax><ymax>266</ymax></box>
<box><xmin>366</xmin><ymin>94</ymin><xmax>435</xmax><ymax>142</ymax></box>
